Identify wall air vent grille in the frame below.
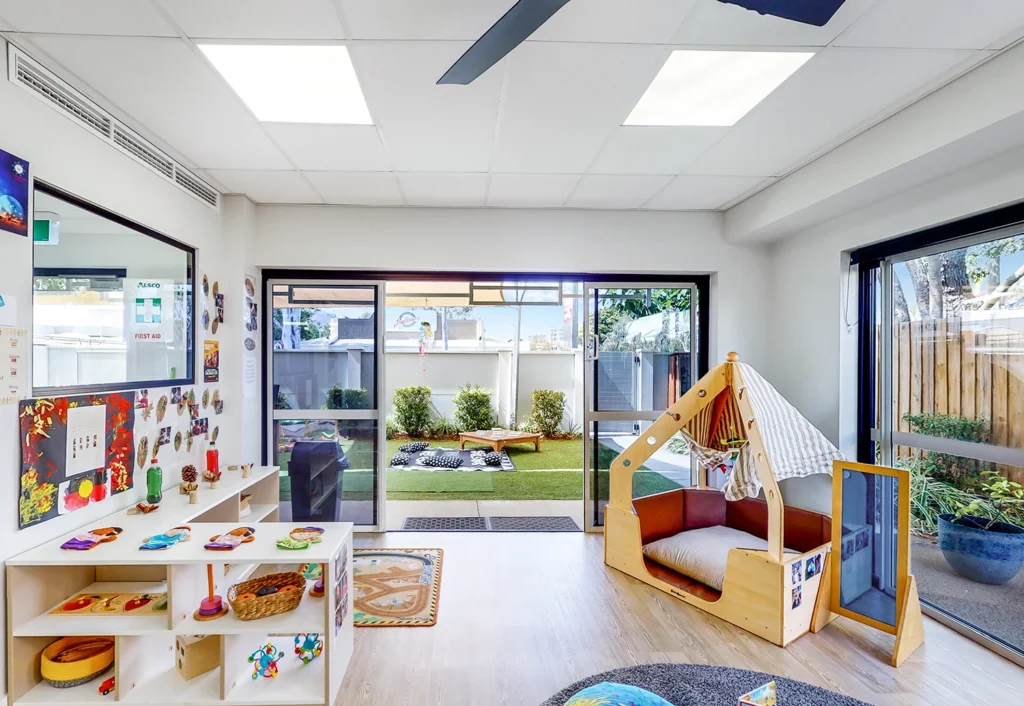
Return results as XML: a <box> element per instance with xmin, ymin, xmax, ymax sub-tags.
<box><xmin>7</xmin><ymin>44</ymin><xmax>219</xmax><ymax>211</ymax></box>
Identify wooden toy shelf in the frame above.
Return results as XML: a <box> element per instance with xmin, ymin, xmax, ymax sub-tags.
<box><xmin>6</xmin><ymin>472</ymin><xmax>353</xmax><ymax>706</ymax></box>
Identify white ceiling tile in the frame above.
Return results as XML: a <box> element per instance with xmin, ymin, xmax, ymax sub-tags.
<box><xmin>686</xmin><ymin>46</ymin><xmax>974</xmax><ymax>177</ymax></box>
<box><xmin>28</xmin><ymin>34</ymin><xmax>292</xmax><ymax>170</ymax></box>
<box><xmin>491</xmin><ymin>42</ymin><xmax>667</xmax><ymax>173</ymax></box>
<box><xmin>645</xmin><ymin>175</ymin><xmax>770</xmax><ymax>210</ymax></box>
<box><xmin>0</xmin><ymin>0</ymin><xmax>175</xmax><ymax>35</ymax></box>
<box><xmin>565</xmin><ymin>174</ymin><xmax>672</xmax><ymax>209</ymax></box>
<box><xmin>672</xmin><ymin>0</ymin><xmax>879</xmax><ymax>47</ymax></box>
<box><xmin>305</xmin><ymin>171</ymin><xmax>405</xmax><ymax>205</ymax></box>
<box><xmin>204</xmin><ymin>170</ymin><xmax>322</xmax><ymax>204</ymax></box>
<box><xmin>263</xmin><ymin>124</ymin><xmax>391</xmax><ymax>171</ymax></box>
<box><xmin>351</xmin><ymin>41</ymin><xmax>503</xmax><ymax>172</ymax></box>
<box><xmin>833</xmin><ymin>0</ymin><xmax>1024</xmax><ymax>50</ymax></box>
<box><xmin>531</xmin><ymin>0</ymin><xmax>696</xmax><ymax>43</ymax></box>
<box><xmin>486</xmin><ymin>174</ymin><xmax>581</xmax><ymax>207</ymax></box>
<box><xmin>397</xmin><ymin>172</ymin><xmax>489</xmax><ymax>207</ymax></box>
<box><xmin>340</xmin><ymin>0</ymin><xmax>510</xmax><ymax>40</ymax></box>
<box><xmin>158</xmin><ymin>0</ymin><xmax>346</xmax><ymax>40</ymax></box>
<box><xmin>590</xmin><ymin>127</ymin><xmax>728</xmax><ymax>175</ymax></box>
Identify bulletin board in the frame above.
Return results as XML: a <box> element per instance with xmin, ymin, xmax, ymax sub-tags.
<box><xmin>19</xmin><ymin>392</ymin><xmax>136</xmax><ymax>529</ymax></box>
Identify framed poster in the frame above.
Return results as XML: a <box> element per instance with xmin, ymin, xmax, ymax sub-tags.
<box><xmin>203</xmin><ymin>340</ymin><xmax>219</xmax><ymax>382</ymax></box>
<box><xmin>0</xmin><ymin>148</ymin><xmax>29</xmax><ymax>237</ymax></box>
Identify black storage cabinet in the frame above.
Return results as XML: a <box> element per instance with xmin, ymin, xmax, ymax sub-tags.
<box><xmin>288</xmin><ymin>440</ymin><xmax>350</xmax><ymax>523</ymax></box>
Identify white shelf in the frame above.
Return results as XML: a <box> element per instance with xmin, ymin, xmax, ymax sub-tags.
<box><xmin>15</xmin><ymin>582</ymin><xmax>168</xmax><ymax>637</ymax></box>
<box><xmin>120</xmin><ymin>665</ymin><xmax>220</xmax><ymax>705</ymax></box>
<box><xmin>15</xmin><ymin>673</ymin><xmax>113</xmax><ymax>705</ymax></box>
<box><xmin>247</xmin><ymin>505</ymin><xmax>277</xmax><ymax>522</ymax></box>
<box><xmin>225</xmin><ymin>653</ymin><xmax>325</xmax><ymax>705</ymax></box>
<box><xmin>174</xmin><ymin>590</ymin><xmax>326</xmax><ymax>636</ymax></box>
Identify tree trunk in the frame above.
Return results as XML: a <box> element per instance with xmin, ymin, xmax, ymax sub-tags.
<box><xmin>905</xmin><ymin>259</ymin><xmax>932</xmax><ymax>317</ymax></box>
<box><xmin>927</xmin><ymin>253</ymin><xmax>943</xmax><ymax>318</ymax></box>
<box><xmin>940</xmin><ymin>250</ymin><xmax>972</xmax><ymax>314</ymax></box>
<box><xmin>893</xmin><ymin>280</ymin><xmax>910</xmax><ymax>322</ymax></box>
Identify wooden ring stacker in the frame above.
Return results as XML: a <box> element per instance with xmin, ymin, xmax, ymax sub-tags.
<box><xmin>309</xmin><ymin>564</ymin><xmax>326</xmax><ymax>598</ymax></box>
<box><xmin>193</xmin><ymin>564</ymin><xmax>229</xmax><ymax>621</ymax></box>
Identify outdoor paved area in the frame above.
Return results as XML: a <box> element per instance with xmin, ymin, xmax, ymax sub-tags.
<box><xmin>386</xmin><ymin>499</ymin><xmax>585</xmax><ymax>530</ymax></box>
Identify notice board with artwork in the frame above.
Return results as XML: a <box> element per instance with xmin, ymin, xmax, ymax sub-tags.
<box><xmin>19</xmin><ymin>392</ymin><xmax>136</xmax><ymax>529</ymax></box>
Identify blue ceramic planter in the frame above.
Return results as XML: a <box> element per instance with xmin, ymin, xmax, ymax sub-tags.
<box><xmin>938</xmin><ymin>514</ymin><xmax>1024</xmax><ymax>585</ymax></box>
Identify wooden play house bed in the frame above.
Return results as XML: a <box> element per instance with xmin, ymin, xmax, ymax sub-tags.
<box><xmin>604</xmin><ymin>353</ymin><xmax>844</xmax><ymax>647</ymax></box>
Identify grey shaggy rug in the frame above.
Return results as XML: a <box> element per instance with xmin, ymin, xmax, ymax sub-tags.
<box><xmin>540</xmin><ymin>664</ymin><xmax>872</xmax><ymax>706</ymax></box>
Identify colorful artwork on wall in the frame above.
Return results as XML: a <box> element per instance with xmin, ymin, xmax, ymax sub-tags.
<box><xmin>0</xmin><ymin>147</ymin><xmax>29</xmax><ymax>237</ymax></box>
<box><xmin>19</xmin><ymin>392</ymin><xmax>136</xmax><ymax>529</ymax></box>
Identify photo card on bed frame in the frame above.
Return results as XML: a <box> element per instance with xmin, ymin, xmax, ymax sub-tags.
<box><xmin>830</xmin><ymin>459</ymin><xmax>924</xmax><ymax>667</ymax></box>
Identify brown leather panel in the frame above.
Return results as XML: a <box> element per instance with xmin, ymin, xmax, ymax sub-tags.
<box><xmin>643</xmin><ymin>557</ymin><xmax>722</xmax><ymax>603</ymax></box>
<box><xmin>784</xmin><ymin>505</ymin><xmax>832</xmax><ymax>553</ymax></box>
<box><xmin>680</xmin><ymin>488</ymin><xmax>726</xmax><ymax>530</ymax></box>
<box><xmin>633</xmin><ymin>490</ymin><xmax>684</xmax><ymax>544</ymax></box>
<box><xmin>726</xmin><ymin>497</ymin><xmax>769</xmax><ymax>540</ymax></box>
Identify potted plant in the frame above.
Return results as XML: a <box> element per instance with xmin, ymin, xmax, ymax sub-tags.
<box><xmin>938</xmin><ymin>471</ymin><xmax>1024</xmax><ymax>585</ymax></box>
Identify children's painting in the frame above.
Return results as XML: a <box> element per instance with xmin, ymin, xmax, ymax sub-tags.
<box><xmin>19</xmin><ymin>392</ymin><xmax>136</xmax><ymax>529</ymax></box>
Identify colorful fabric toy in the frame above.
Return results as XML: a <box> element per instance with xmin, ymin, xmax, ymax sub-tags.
<box><xmin>60</xmin><ymin>527</ymin><xmax>122</xmax><ymax>551</ymax></box>
<box><xmin>140</xmin><ymin>526</ymin><xmax>192</xmax><ymax>551</ymax></box>
<box><xmin>205</xmin><ymin>526</ymin><xmax>255</xmax><ymax>551</ymax></box>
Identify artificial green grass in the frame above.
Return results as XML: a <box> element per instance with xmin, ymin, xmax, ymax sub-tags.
<box><xmin>389</xmin><ymin>470</ymin><xmax>583</xmax><ymax>501</ymax></box>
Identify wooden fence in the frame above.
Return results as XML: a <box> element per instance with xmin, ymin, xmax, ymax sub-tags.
<box><xmin>891</xmin><ymin>318</ymin><xmax>1024</xmax><ymax>481</ymax></box>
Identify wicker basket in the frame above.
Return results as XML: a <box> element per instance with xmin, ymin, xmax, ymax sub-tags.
<box><xmin>227</xmin><ymin>571</ymin><xmax>306</xmax><ymax>621</ymax></box>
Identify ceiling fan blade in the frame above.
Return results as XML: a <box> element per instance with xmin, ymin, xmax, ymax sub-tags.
<box><xmin>717</xmin><ymin>0</ymin><xmax>847</xmax><ymax>27</ymax></box>
<box><xmin>438</xmin><ymin>0</ymin><xmax>572</xmax><ymax>85</ymax></box>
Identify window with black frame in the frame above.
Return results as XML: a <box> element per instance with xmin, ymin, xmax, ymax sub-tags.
<box><xmin>32</xmin><ymin>184</ymin><xmax>194</xmax><ymax>395</ymax></box>
<box><xmin>856</xmin><ymin>218</ymin><xmax>1024</xmax><ymax>662</ymax></box>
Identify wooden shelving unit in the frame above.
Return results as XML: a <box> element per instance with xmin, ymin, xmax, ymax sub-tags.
<box><xmin>6</xmin><ymin>468</ymin><xmax>353</xmax><ymax>706</ymax></box>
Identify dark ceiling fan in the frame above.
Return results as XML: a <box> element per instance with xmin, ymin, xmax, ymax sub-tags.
<box><xmin>437</xmin><ymin>0</ymin><xmax>848</xmax><ymax>85</ymax></box>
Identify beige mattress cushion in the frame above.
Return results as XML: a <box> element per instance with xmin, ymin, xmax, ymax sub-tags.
<box><xmin>642</xmin><ymin>525</ymin><xmax>791</xmax><ymax>592</ymax></box>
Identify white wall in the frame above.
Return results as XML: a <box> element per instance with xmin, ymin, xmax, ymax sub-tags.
<box><xmin>254</xmin><ymin>205</ymin><xmax>775</xmax><ymax>372</ymax></box>
<box><xmin>767</xmin><ymin>142</ymin><xmax>1024</xmax><ymax>513</ymax></box>
<box><xmin>0</xmin><ymin>40</ymin><xmax>258</xmax><ymax>705</ymax></box>
<box><xmin>385</xmin><ymin>351</ymin><xmax>499</xmax><ymax>422</ymax></box>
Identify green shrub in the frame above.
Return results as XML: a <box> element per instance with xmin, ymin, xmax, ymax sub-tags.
<box><xmin>530</xmin><ymin>389</ymin><xmax>566</xmax><ymax>436</ymax></box>
<box><xmin>394</xmin><ymin>386</ymin><xmax>432</xmax><ymax>437</ymax></box>
<box><xmin>275</xmin><ymin>390</ymin><xmax>292</xmax><ymax>410</ymax></box>
<box><xmin>385</xmin><ymin>415</ymin><xmax>399</xmax><ymax>440</ymax></box>
<box><xmin>903</xmin><ymin>413</ymin><xmax>989</xmax><ymax>484</ymax></box>
<box><xmin>452</xmin><ymin>384</ymin><xmax>494</xmax><ymax>432</ymax></box>
<box><xmin>428</xmin><ymin>416</ymin><xmax>458</xmax><ymax>439</ymax></box>
<box><xmin>325</xmin><ymin>386</ymin><xmax>368</xmax><ymax>410</ymax></box>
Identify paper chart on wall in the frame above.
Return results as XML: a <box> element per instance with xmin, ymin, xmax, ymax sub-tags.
<box><xmin>0</xmin><ymin>326</ymin><xmax>27</xmax><ymax>405</ymax></box>
<box><xmin>243</xmin><ymin>274</ymin><xmax>258</xmax><ymax>398</ymax></box>
<box><xmin>65</xmin><ymin>404</ymin><xmax>107</xmax><ymax>476</ymax></box>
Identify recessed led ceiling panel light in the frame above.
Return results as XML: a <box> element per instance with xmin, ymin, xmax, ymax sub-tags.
<box><xmin>625</xmin><ymin>50</ymin><xmax>814</xmax><ymax>127</ymax></box>
<box><xmin>199</xmin><ymin>44</ymin><xmax>372</xmax><ymax>124</ymax></box>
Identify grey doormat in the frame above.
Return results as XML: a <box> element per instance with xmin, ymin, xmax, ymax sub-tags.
<box><xmin>400</xmin><ymin>516</ymin><xmax>581</xmax><ymax>532</ymax></box>
<box><xmin>540</xmin><ymin>663</ymin><xmax>870</xmax><ymax>706</ymax></box>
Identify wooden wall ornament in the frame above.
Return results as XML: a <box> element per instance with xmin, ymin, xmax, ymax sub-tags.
<box><xmin>830</xmin><ymin>460</ymin><xmax>924</xmax><ymax>667</ymax></box>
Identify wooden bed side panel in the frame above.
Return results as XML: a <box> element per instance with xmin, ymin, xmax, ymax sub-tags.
<box><xmin>632</xmin><ymin>490</ymin><xmax>684</xmax><ymax>544</ymax></box>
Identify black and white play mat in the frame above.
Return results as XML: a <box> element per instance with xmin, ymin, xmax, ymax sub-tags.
<box><xmin>389</xmin><ymin>447</ymin><xmax>516</xmax><ymax>472</ymax></box>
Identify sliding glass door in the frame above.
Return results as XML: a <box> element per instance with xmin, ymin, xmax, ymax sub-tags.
<box><xmin>583</xmin><ymin>283</ymin><xmax>698</xmax><ymax>530</ymax></box>
<box><xmin>267</xmin><ymin>280</ymin><xmax>385</xmax><ymax>530</ymax></box>
<box><xmin>861</xmin><ymin>226</ymin><xmax>1024</xmax><ymax>662</ymax></box>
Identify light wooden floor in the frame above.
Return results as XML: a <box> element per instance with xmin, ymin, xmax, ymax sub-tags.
<box><xmin>339</xmin><ymin>532</ymin><xmax>1024</xmax><ymax>706</ymax></box>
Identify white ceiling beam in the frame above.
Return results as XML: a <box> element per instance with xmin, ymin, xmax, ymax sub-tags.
<box><xmin>725</xmin><ymin>42</ymin><xmax>1024</xmax><ymax>243</ymax></box>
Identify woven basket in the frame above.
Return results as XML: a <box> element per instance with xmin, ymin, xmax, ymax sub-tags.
<box><xmin>227</xmin><ymin>571</ymin><xmax>306</xmax><ymax>621</ymax></box>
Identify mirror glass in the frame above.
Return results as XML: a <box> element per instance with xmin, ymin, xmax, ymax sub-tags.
<box><xmin>839</xmin><ymin>468</ymin><xmax>900</xmax><ymax>627</ymax></box>
<box><xmin>32</xmin><ymin>187</ymin><xmax>193</xmax><ymax>392</ymax></box>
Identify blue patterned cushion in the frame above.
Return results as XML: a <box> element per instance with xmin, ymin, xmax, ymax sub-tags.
<box><xmin>565</xmin><ymin>682</ymin><xmax>675</xmax><ymax>706</ymax></box>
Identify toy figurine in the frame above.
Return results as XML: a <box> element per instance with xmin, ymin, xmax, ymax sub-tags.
<box><xmin>248</xmin><ymin>643</ymin><xmax>284</xmax><ymax>679</ymax></box>
<box><xmin>294</xmin><ymin>634</ymin><xmax>323</xmax><ymax>664</ymax></box>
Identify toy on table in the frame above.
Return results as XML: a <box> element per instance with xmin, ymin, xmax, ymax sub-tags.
<box><xmin>309</xmin><ymin>564</ymin><xmax>326</xmax><ymax>598</ymax></box>
<box><xmin>51</xmin><ymin>592</ymin><xmax>167</xmax><ymax>615</ymax></box>
<box><xmin>294</xmin><ymin>634</ymin><xmax>323</xmax><ymax>664</ymax></box>
<box><xmin>146</xmin><ymin>457</ymin><xmax>163</xmax><ymax>505</ymax></box>
<box><xmin>738</xmin><ymin>681</ymin><xmax>777</xmax><ymax>706</ymax></box>
<box><xmin>180</xmin><ymin>464</ymin><xmax>198</xmax><ymax>494</ymax></box>
<box><xmin>203</xmin><ymin>468</ymin><xmax>222</xmax><ymax>489</ymax></box>
<box><xmin>205</xmin><ymin>526</ymin><xmax>255</xmax><ymax>551</ymax></box>
<box><xmin>300</xmin><ymin>562</ymin><xmax>322</xmax><ymax>581</ymax></box>
<box><xmin>248</xmin><ymin>643</ymin><xmax>284</xmax><ymax>679</ymax></box>
<box><xmin>98</xmin><ymin>676</ymin><xmax>115</xmax><ymax>696</ymax></box>
<box><xmin>140</xmin><ymin>525</ymin><xmax>192</xmax><ymax>551</ymax></box>
<box><xmin>290</xmin><ymin>526</ymin><xmax>324</xmax><ymax>544</ymax></box>
<box><xmin>41</xmin><ymin>636</ymin><xmax>114</xmax><ymax>688</ymax></box>
<box><xmin>127</xmin><ymin>502</ymin><xmax>158</xmax><ymax>515</ymax></box>
<box><xmin>241</xmin><ymin>463</ymin><xmax>252</xmax><ymax>478</ymax></box>
<box><xmin>176</xmin><ymin>635</ymin><xmax>221</xmax><ymax>681</ymax></box>
<box><xmin>276</xmin><ymin>536</ymin><xmax>310</xmax><ymax>550</ymax></box>
<box><xmin>194</xmin><ymin>564</ymin><xmax>229</xmax><ymax>621</ymax></box>
<box><xmin>60</xmin><ymin>527</ymin><xmax>122</xmax><ymax>551</ymax></box>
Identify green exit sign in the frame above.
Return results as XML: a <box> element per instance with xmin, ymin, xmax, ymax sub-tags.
<box><xmin>33</xmin><ymin>219</ymin><xmax>59</xmax><ymax>244</ymax></box>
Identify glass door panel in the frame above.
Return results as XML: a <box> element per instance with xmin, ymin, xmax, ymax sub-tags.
<box><xmin>584</xmin><ymin>283</ymin><xmax>698</xmax><ymax>529</ymax></box>
<box><xmin>269</xmin><ymin>281</ymin><xmax>384</xmax><ymax>529</ymax></box>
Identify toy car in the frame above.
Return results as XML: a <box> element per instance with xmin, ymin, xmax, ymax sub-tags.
<box><xmin>99</xmin><ymin>676</ymin><xmax>115</xmax><ymax>696</ymax></box>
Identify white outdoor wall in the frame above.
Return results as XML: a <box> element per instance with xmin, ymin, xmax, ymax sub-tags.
<box><xmin>768</xmin><ymin>141</ymin><xmax>1024</xmax><ymax>513</ymax></box>
<box><xmin>518</xmin><ymin>352</ymin><xmax>578</xmax><ymax>429</ymax></box>
<box><xmin>0</xmin><ymin>40</ymin><xmax>257</xmax><ymax>705</ymax></box>
<box><xmin>385</xmin><ymin>351</ymin><xmax>499</xmax><ymax>422</ymax></box>
<box><xmin>254</xmin><ymin>205</ymin><xmax>774</xmax><ymax>372</ymax></box>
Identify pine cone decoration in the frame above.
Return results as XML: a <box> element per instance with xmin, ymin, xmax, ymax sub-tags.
<box><xmin>181</xmin><ymin>464</ymin><xmax>198</xmax><ymax>483</ymax></box>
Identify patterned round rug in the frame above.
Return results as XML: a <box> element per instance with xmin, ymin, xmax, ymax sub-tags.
<box><xmin>540</xmin><ymin>663</ymin><xmax>870</xmax><ymax>706</ymax></box>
